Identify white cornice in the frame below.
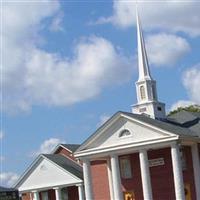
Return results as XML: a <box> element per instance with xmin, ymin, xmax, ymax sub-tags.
<box><xmin>75</xmin><ymin>136</ymin><xmax>179</xmax><ymax>158</ymax></box>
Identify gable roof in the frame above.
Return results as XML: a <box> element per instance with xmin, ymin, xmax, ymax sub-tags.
<box><xmin>123</xmin><ymin>111</ymin><xmax>199</xmax><ymax>137</ymax></box>
<box><xmin>43</xmin><ymin>154</ymin><xmax>82</xmax><ymax>179</ymax></box>
<box><xmin>15</xmin><ymin>154</ymin><xmax>82</xmax><ymax>189</ymax></box>
<box><xmin>75</xmin><ymin>111</ymin><xmax>200</xmax><ymax>153</ymax></box>
<box><xmin>52</xmin><ymin>144</ymin><xmax>80</xmax><ymax>154</ymax></box>
<box><xmin>60</xmin><ymin>144</ymin><xmax>80</xmax><ymax>153</ymax></box>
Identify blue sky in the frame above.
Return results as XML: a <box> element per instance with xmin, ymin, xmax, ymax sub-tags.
<box><xmin>1</xmin><ymin>0</ymin><xmax>200</xmax><ymax>186</ymax></box>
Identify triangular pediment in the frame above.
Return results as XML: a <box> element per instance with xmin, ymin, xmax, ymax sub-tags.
<box><xmin>76</xmin><ymin>112</ymin><xmax>178</xmax><ymax>154</ymax></box>
<box><xmin>16</xmin><ymin>156</ymin><xmax>82</xmax><ymax>192</ymax></box>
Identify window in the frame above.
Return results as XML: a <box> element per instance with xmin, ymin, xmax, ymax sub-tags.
<box><xmin>61</xmin><ymin>188</ymin><xmax>68</xmax><ymax>200</ymax></box>
<box><xmin>41</xmin><ymin>191</ymin><xmax>48</xmax><ymax>200</ymax></box>
<box><xmin>157</xmin><ymin>106</ymin><xmax>162</xmax><ymax>111</ymax></box>
<box><xmin>139</xmin><ymin>107</ymin><xmax>147</xmax><ymax>113</ymax></box>
<box><xmin>140</xmin><ymin>85</ymin><xmax>146</xmax><ymax>100</ymax></box>
<box><xmin>120</xmin><ymin>156</ymin><xmax>132</xmax><ymax>179</ymax></box>
<box><xmin>119</xmin><ymin>129</ymin><xmax>131</xmax><ymax>138</ymax></box>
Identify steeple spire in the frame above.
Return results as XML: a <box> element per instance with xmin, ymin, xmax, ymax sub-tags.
<box><xmin>132</xmin><ymin>5</ymin><xmax>166</xmax><ymax>119</ymax></box>
<box><xmin>136</xmin><ymin>6</ymin><xmax>152</xmax><ymax>81</ymax></box>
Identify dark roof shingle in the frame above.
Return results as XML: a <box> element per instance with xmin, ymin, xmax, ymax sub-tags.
<box><xmin>43</xmin><ymin>154</ymin><xmax>83</xmax><ymax>179</ymax></box>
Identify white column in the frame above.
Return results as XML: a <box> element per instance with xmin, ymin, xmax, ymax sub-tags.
<box><xmin>110</xmin><ymin>154</ymin><xmax>123</xmax><ymax>200</ymax></box>
<box><xmin>171</xmin><ymin>143</ymin><xmax>185</xmax><ymax>200</ymax></box>
<box><xmin>32</xmin><ymin>191</ymin><xmax>39</xmax><ymax>200</ymax></box>
<box><xmin>76</xmin><ymin>183</ymin><xmax>84</xmax><ymax>200</ymax></box>
<box><xmin>53</xmin><ymin>187</ymin><xmax>62</xmax><ymax>200</ymax></box>
<box><xmin>191</xmin><ymin>143</ymin><xmax>200</xmax><ymax>199</ymax></box>
<box><xmin>139</xmin><ymin>149</ymin><xmax>153</xmax><ymax>200</ymax></box>
<box><xmin>107</xmin><ymin>159</ymin><xmax>114</xmax><ymax>200</ymax></box>
<box><xmin>82</xmin><ymin>159</ymin><xmax>93</xmax><ymax>200</ymax></box>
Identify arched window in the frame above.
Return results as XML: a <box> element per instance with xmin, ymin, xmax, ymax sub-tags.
<box><xmin>119</xmin><ymin>129</ymin><xmax>131</xmax><ymax>138</ymax></box>
<box><xmin>140</xmin><ymin>85</ymin><xmax>146</xmax><ymax>100</ymax></box>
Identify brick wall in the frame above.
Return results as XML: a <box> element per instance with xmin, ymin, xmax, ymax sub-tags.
<box><xmin>54</xmin><ymin>147</ymin><xmax>76</xmax><ymax>161</ymax></box>
<box><xmin>120</xmin><ymin>153</ymin><xmax>144</xmax><ymax>200</ymax></box>
<box><xmin>148</xmin><ymin>148</ymin><xmax>176</xmax><ymax>200</ymax></box>
<box><xmin>90</xmin><ymin>146</ymin><xmax>197</xmax><ymax>200</ymax></box>
<box><xmin>90</xmin><ymin>160</ymin><xmax>111</xmax><ymax>200</ymax></box>
<box><xmin>67</xmin><ymin>186</ymin><xmax>79</xmax><ymax>200</ymax></box>
<box><xmin>182</xmin><ymin>146</ymin><xmax>196</xmax><ymax>200</ymax></box>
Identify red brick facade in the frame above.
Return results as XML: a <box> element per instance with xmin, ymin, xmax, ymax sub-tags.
<box><xmin>90</xmin><ymin>160</ymin><xmax>111</xmax><ymax>200</ymax></box>
<box><xmin>54</xmin><ymin>147</ymin><xmax>76</xmax><ymax>161</ymax></box>
<box><xmin>90</xmin><ymin>146</ymin><xmax>198</xmax><ymax>200</ymax></box>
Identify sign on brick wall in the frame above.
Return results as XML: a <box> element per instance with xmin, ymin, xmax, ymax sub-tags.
<box><xmin>149</xmin><ymin>158</ymin><xmax>165</xmax><ymax>167</ymax></box>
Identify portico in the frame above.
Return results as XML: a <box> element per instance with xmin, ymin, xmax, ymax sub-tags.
<box><xmin>15</xmin><ymin>154</ymin><xmax>84</xmax><ymax>200</ymax></box>
<box><xmin>75</xmin><ymin>111</ymin><xmax>200</xmax><ymax>200</ymax></box>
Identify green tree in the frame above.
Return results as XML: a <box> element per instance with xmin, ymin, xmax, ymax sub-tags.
<box><xmin>168</xmin><ymin>105</ymin><xmax>200</xmax><ymax>116</ymax></box>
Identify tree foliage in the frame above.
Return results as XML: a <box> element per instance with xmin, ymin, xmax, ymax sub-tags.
<box><xmin>168</xmin><ymin>105</ymin><xmax>200</xmax><ymax>116</ymax></box>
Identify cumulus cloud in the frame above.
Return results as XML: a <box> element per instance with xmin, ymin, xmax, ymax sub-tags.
<box><xmin>146</xmin><ymin>33</ymin><xmax>190</xmax><ymax>67</ymax></box>
<box><xmin>0</xmin><ymin>172</ymin><xmax>19</xmax><ymax>187</ymax></box>
<box><xmin>97</xmin><ymin>1</ymin><xmax>200</xmax><ymax>36</ymax></box>
<box><xmin>182</xmin><ymin>64</ymin><xmax>200</xmax><ymax>104</ymax></box>
<box><xmin>31</xmin><ymin>138</ymin><xmax>65</xmax><ymax>157</ymax></box>
<box><xmin>170</xmin><ymin>64</ymin><xmax>200</xmax><ymax>110</ymax></box>
<box><xmin>3</xmin><ymin>1</ymin><xmax>132</xmax><ymax>114</ymax></box>
<box><xmin>97</xmin><ymin>114</ymin><xmax>110</xmax><ymax>127</ymax></box>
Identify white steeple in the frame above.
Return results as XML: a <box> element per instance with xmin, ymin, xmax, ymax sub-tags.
<box><xmin>136</xmin><ymin>7</ymin><xmax>152</xmax><ymax>81</ymax></box>
<box><xmin>132</xmin><ymin>6</ymin><xmax>166</xmax><ymax>119</ymax></box>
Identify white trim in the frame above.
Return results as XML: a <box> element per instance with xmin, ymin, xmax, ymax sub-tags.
<box><xmin>76</xmin><ymin>112</ymin><xmax>184</xmax><ymax>153</ymax></box>
<box><xmin>14</xmin><ymin>155</ymin><xmax>43</xmax><ymax>188</ymax></box>
<box><xmin>82</xmin><ymin>159</ymin><xmax>93</xmax><ymax>200</ymax></box>
<box><xmin>15</xmin><ymin>155</ymin><xmax>83</xmax><ymax>191</ymax></box>
<box><xmin>43</xmin><ymin>155</ymin><xmax>82</xmax><ymax>182</ymax></box>
<box><xmin>139</xmin><ymin>149</ymin><xmax>153</xmax><ymax>200</ymax></box>
<box><xmin>171</xmin><ymin>143</ymin><xmax>185</xmax><ymax>200</ymax></box>
<box><xmin>19</xmin><ymin>182</ymin><xmax>82</xmax><ymax>193</ymax></box>
<box><xmin>75</xmin><ymin>137</ymin><xmax>178</xmax><ymax>158</ymax></box>
<box><xmin>110</xmin><ymin>155</ymin><xmax>123</xmax><ymax>200</ymax></box>
<box><xmin>106</xmin><ymin>158</ymin><xmax>114</xmax><ymax>200</ymax></box>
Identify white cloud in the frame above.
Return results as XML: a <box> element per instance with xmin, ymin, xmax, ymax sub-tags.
<box><xmin>183</xmin><ymin>64</ymin><xmax>200</xmax><ymax>104</ymax></box>
<box><xmin>170</xmin><ymin>100</ymin><xmax>195</xmax><ymax>111</ymax></box>
<box><xmin>97</xmin><ymin>114</ymin><xmax>110</xmax><ymax>127</ymax></box>
<box><xmin>146</xmin><ymin>33</ymin><xmax>190</xmax><ymax>66</ymax></box>
<box><xmin>0</xmin><ymin>172</ymin><xmax>19</xmax><ymax>187</ymax></box>
<box><xmin>98</xmin><ymin>1</ymin><xmax>200</xmax><ymax>36</ymax></box>
<box><xmin>170</xmin><ymin>64</ymin><xmax>200</xmax><ymax>111</ymax></box>
<box><xmin>3</xmin><ymin>1</ymin><xmax>132</xmax><ymax>114</ymax></box>
<box><xmin>31</xmin><ymin>138</ymin><xmax>65</xmax><ymax>157</ymax></box>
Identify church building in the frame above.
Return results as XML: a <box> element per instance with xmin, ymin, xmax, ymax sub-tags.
<box><xmin>74</xmin><ymin>10</ymin><xmax>200</xmax><ymax>200</ymax></box>
<box><xmin>15</xmin><ymin>144</ymin><xmax>85</xmax><ymax>200</ymax></box>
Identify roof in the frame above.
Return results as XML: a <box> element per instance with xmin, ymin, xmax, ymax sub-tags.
<box><xmin>167</xmin><ymin>110</ymin><xmax>198</xmax><ymax>125</ymax></box>
<box><xmin>122</xmin><ymin>111</ymin><xmax>199</xmax><ymax>137</ymax></box>
<box><xmin>60</xmin><ymin>144</ymin><xmax>80</xmax><ymax>153</ymax></box>
<box><xmin>76</xmin><ymin>110</ymin><xmax>200</xmax><ymax>152</ymax></box>
<box><xmin>0</xmin><ymin>186</ymin><xmax>18</xmax><ymax>192</ymax></box>
<box><xmin>43</xmin><ymin>154</ymin><xmax>83</xmax><ymax>179</ymax></box>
